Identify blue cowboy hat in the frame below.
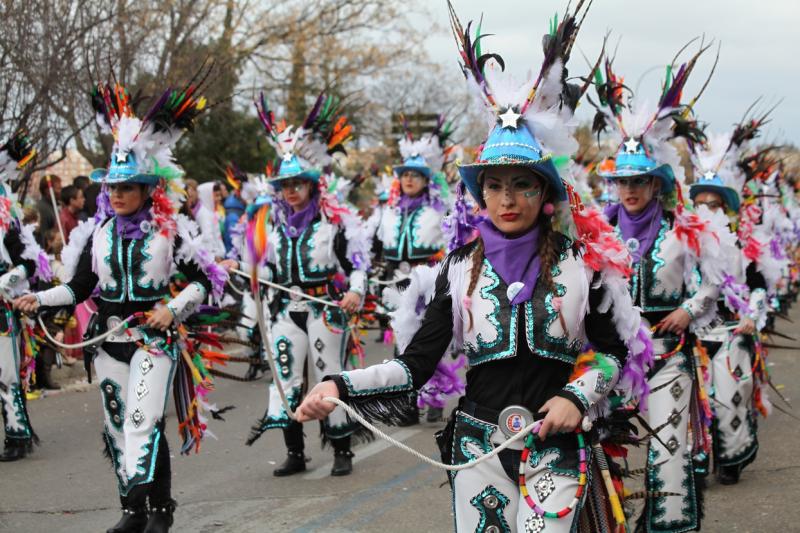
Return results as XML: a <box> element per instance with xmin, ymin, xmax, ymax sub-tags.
<box><xmin>689</xmin><ymin>171</ymin><xmax>740</xmax><ymax>212</ymax></box>
<box><xmin>268</xmin><ymin>153</ymin><xmax>321</xmax><ymax>184</ymax></box>
<box><xmin>458</xmin><ymin>122</ymin><xmax>565</xmax><ymax>206</ymax></box>
<box><xmin>597</xmin><ymin>138</ymin><xmax>675</xmax><ymax>194</ymax></box>
<box><xmin>90</xmin><ymin>151</ymin><xmax>161</xmax><ymax>185</ymax></box>
<box><xmin>393</xmin><ymin>155</ymin><xmax>432</xmax><ymax>180</ymax></box>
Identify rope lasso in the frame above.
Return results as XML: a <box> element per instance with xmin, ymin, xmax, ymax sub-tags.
<box><xmin>36</xmin><ymin>313</ymin><xmax>138</xmax><ymax>350</ymax></box>
<box><xmin>232</xmin><ymin>268</ymin><xmax>338</xmax><ymax>307</ymax></box>
<box><xmin>251</xmin><ymin>289</ymin><xmax>585</xmax><ymax>472</ymax></box>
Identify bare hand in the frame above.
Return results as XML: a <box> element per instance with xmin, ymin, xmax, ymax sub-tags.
<box><xmin>537</xmin><ymin>396</ymin><xmax>582</xmax><ymax>440</ymax></box>
<box><xmin>295</xmin><ymin>381</ymin><xmax>339</xmax><ymax>422</ymax></box>
<box><xmin>339</xmin><ymin>291</ymin><xmax>362</xmax><ymax>314</ymax></box>
<box><xmin>734</xmin><ymin>317</ymin><xmax>756</xmax><ymax>335</ymax></box>
<box><xmin>13</xmin><ymin>294</ymin><xmax>39</xmax><ymax>314</ymax></box>
<box><xmin>656</xmin><ymin>307</ymin><xmax>691</xmax><ymax>335</ymax></box>
<box><xmin>218</xmin><ymin>259</ymin><xmax>238</xmax><ymax>271</ymax></box>
<box><xmin>146</xmin><ymin>306</ymin><xmax>174</xmax><ymax>331</ymax></box>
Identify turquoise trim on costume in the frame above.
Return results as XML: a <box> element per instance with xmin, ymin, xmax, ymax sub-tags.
<box><xmin>456</xmin><ymin>413</ymin><xmax>494</xmax><ymax>461</ymax></box>
<box><xmin>640</xmin><ymin>219</ymin><xmax>683</xmax><ymax>312</ymax></box>
<box><xmin>122</xmin><ymin>425</ymin><xmax>162</xmax><ymax>496</ymax></box>
<box><xmin>103</xmin><ymin>428</ymin><xmax>125</xmax><ymax>494</ymax></box>
<box><xmin>258</xmin><ymin>386</ymin><xmax>303</xmax><ymax>430</ymax></box>
<box><xmin>6</xmin><ymin>382</ymin><xmax>32</xmax><ymax>439</ymax></box>
<box><xmin>63</xmin><ymin>284</ymin><xmax>76</xmax><ymax>305</ymax></box>
<box><xmin>341</xmin><ymin>359</ymin><xmax>414</xmax><ymax>397</ymax></box>
<box><xmin>563</xmin><ymin>384</ymin><xmax>590</xmax><ymax>411</ymax></box>
<box><xmin>543</xmin><ymin>252</ymin><xmax>569</xmax><ymax>347</ymax></box>
<box><xmin>100</xmin><ymin>220</ymin><xmax>123</xmax><ymax>300</ymax></box>
<box><xmin>274</xmin><ymin>335</ymin><xmax>294</xmax><ymax>380</ymax></box>
<box><xmin>526</xmin><ymin>445</ymin><xmax>580</xmax><ymax>479</ymax></box>
<box><xmin>646</xmin><ymin>445</ymin><xmax>699</xmax><ymax>532</ymax></box>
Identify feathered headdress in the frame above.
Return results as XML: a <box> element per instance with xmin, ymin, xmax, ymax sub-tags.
<box><xmin>449</xmin><ymin>0</ymin><xmax>597</xmax><ymax>205</ymax></box>
<box><xmin>594</xmin><ymin>40</ymin><xmax>718</xmax><ymax>200</ymax></box>
<box><xmin>90</xmin><ymin>69</ymin><xmax>212</xmax><ymax>237</ymax></box>
<box><xmin>0</xmin><ymin>129</ymin><xmax>36</xmax><ymax>185</ymax></box>
<box><xmin>394</xmin><ymin>113</ymin><xmax>455</xmax><ymax>178</ymax></box>
<box><xmin>255</xmin><ymin>91</ymin><xmax>352</xmax><ymax>183</ymax></box>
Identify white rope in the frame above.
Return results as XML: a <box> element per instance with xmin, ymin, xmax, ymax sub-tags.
<box><xmin>250</xmin><ymin>289</ymin><xmax>556</xmax><ymax>473</ymax></box>
<box><xmin>231</xmin><ymin>268</ymin><xmax>338</xmax><ymax>307</ymax></box>
<box><xmin>36</xmin><ymin>315</ymin><xmax>133</xmax><ymax>349</ymax></box>
<box><xmin>323</xmin><ymin>395</ymin><xmax>543</xmax><ymax>471</ymax></box>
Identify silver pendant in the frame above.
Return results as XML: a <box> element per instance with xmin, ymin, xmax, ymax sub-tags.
<box><xmin>507</xmin><ymin>282</ymin><xmax>525</xmax><ymax>302</ymax></box>
<box><xmin>625</xmin><ymin>238</ymin><xmax>640</xmax><ymax>253</ymax></box>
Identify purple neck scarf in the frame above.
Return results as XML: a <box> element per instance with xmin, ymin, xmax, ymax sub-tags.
<box><xmin>396</xmin><ymin>191</ymin><xmax>429</xmax><ymax>212</ymax></box>
<box><xmin>282</xmin><ymin>197</ymin><xmax>320</xmax><ymax>238</ymax></box>
<box><xmin>477</xmin><ymin>220</ymin><xmax>541</xmax><ymax>305</ymax></box>
<box><xmin>604</xmin><ymin>199</ymin><xmax>663</xmax><ymax>263</ymax></box>
<box><xmin>115</xmin><ymin>202</ymin><xmax>153</xmax><ymax>240</ymax></box>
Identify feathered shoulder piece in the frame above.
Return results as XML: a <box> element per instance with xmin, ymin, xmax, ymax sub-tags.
<box><xmin>0</xmin><ymin>129</ymin><xmax>36</xmax><ymax>185</ymax></box>
<box><xmin>255</xmin><ymin>91</ymin><xmax>353</xmax><ymax>177</ymax></box>
<box><xmin>447</xmin><ymin>0</ymin><xmax>595</xmax><ymax>156</ymax></box>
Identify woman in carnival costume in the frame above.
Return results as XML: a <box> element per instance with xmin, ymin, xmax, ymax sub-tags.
<box><xmin>686</xmin><ymin>114</ymin><xmax>773</xmax><ymax>486</ymax></box>
<box><xmin>242</xmin><ymin>92</ymin><xmax>372</xmax><ymax>478</ymax></box>
<box><xmin>593</xmin><ymin>49</ymin><xmax>730</xmax><ymax>532</ymax></box>
<box><xmin>297</xmin><ymin>5</ymin><xmax>656</xmax><ymax>531</ymax></box>
<box><xmin>14</xmin><ymin>79</ymin><xmax>229</xmax><ymax>533</ymax></box>
<box><xmin>0</xmin><ymin>129</ymin><xmax>52</xmax><ymax>462</ymax></box>
<box><xmin>375</xmin><ymin>116</ymin><xmax>462</xmax><ymax>424</ymax></box>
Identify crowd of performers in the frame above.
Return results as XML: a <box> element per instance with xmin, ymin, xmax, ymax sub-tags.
<box><xmin>1</xmin><ymin>3</ymin><xmax>799</xmax><ymax>533</ymax></box>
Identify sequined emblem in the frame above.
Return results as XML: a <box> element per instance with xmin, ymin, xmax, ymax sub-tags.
<box><xmin>140</xmin><ymin>357</ymin><xmax>154</xmax><ymax>375</ymax></box>
<box><xmin>314</xmin><ymin>338</ymin><xmax>325</xmax><ymax>353</ymax></box>
<box><xmin>731</xmin><ymin>391</ymin><xmax>742</xmax><ymax>407</ymax></box>
<box><xmin>733</xmin><ymin>365</ymin><xmax>743</xmax><ymax>379</ymax></box>
<box><xmin>669</xmin><ymin>408</ymin><xmax>682</xmax><ymax>428</ymax></box>
<box><xmin>534</xmin><ymin>471</ymin><xmax>556</xmax><ymax>502</ymax></box>
<box><xmin>626</xmin><ymin>238</ymin><xmax>640</xmax><ymax>253</ymax></box>
<box><xmin>316</xmin><ymin>358</ymin><xmax>326</xmax><ymax>371</ymax></box>
<box><xmin>135</xmin><ymin>380</ymin><xmax>149</xmax><ymax>400</ymax></box>
<box><xmin>670</xmin><ymin>381</ymin><xmax>684</xmax><ymax>402</ymax></box>
<box><xmin>595</xmin><ymin>373</ymin><xmax>611</xmax><ymax>394</ymax></box>
<box><xmin>730</xmin><ymin>416</ymin><xmax>742</xmax><ymax>430</ymax></box>
<box><xmin>130</xmin><ymin>408</ymin><xmax>145</xmax><ymax>428</ymax></box>
<box><xmin>524</xmin><ymin>514</ymin><xmax>546</xmax><ymax>533</ymax></box>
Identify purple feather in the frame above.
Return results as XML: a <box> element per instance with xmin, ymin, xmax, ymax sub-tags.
<box><xmin>417</xmin><ymin>354</ymin><xmax>467</xmax><ymax>409</ymax></box>
<box><xmin>721</xmin><ymin>274</ymin><xmax>750</xmax><ymax>315</ymax></box>
<box><xmin>195</xmin><ymin>247</ymin><xmax>228</xmax><ymax>300</ymax></box>
<box><xmin>303</xmin><ymin>93</ymin><xmax>325</xmax><ymax>129</ymax></box>
<box><xmin>94</xmin><ymin>187</ymin><xmax>114</xmax><ymax>222</ymax></box>
<box><xmin>620</xmin><ymin>325</ymin><xmax>655</xmax><ymax>411</ymax></box>
<box><xmin>769</xmin><ymin>237</ymin><xmax>785</xmax><ymax>260</ymax></box>
<box><xmin>36</xmin><ymin>251</ymin><xmax>53</xmax><ymax>283</ymax></box>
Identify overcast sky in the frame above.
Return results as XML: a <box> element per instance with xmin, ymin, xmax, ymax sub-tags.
<box><xmin>416</xmin><ymin>0</ymin><xmax>800</xmax><ymax>144</ymax></box>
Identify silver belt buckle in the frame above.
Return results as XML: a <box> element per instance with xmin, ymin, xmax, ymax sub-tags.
<box><xmin>289</xmin><ymin>285</ymin><xmax>303</xmax><ymax>302</ymax></box>
<box><xmin>398</xmin><ymin>261</ymin><xmax>412</xmax><ymax>275</ymax></box>
<box><xmin>498</xmin><ymin>405</ymin><xmax>535</xmax><ymax>439</ymax></box>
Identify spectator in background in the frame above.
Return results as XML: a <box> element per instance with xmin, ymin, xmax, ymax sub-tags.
<box><xmin>196</xmin><ymin>181</ymin><xmax>226</xmax><ymax>259</ymax></box>
<box><xmin>181</xmin><ymin>178</ymin><xmax>200</xmax><ymax>219</ymax></box>
<box><xmin>36</xmin><ymin>174</ymin><xmax>62</xmax><ymax>246</ymax></box>
<box><xmin>58</xmin><ymin>185</ymin><xmax>84</xmax><ymax>244</ymax></box>
<box><xmin>72</xmin><ymin>175</ymin><xmax>90</xmax><ymax>221</ymax></box>
<box><xmin>84</xmin><ymin>181</ymin><xmax>101</xmax><ymax>218</ymax></box>
<box><xmin>223</xmin><ymin>182</ymin><xmax>246</xmax><ymax>254</ymax></box>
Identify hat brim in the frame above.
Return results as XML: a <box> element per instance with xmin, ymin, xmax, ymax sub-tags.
<box><xmin>457</xmin><ymin>157</ymin><xmax>566</xmax><ymax>206</ymax></box>
<box><xmin>598</xmin><ymin>164</ymin><xmax>675</xmax><ymax>194</ymax></box>
<box><xmin>90</xmin><ymin>168</ymin><xmax>161</xmax><ymax>185</ymax></box>
<box><xmin>689</xmin><ymin>184</ymin><xmax>740</xmax><ymax>212</ymax></box>
<box><xmin>393</xmin><ymin>165</ymin><xmax>431</xmax><ymax>179</ymax></box>
<box><xmin>268</xmin><ymin>169</ymin><xmax>321</xmax><ymax>184</ymax></box>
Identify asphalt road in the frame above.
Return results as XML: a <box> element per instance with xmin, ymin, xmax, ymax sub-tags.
<box><xmin>1</xmin><ymin>310</ymin><xmax>799</xmax><ymax>532</ymax></box>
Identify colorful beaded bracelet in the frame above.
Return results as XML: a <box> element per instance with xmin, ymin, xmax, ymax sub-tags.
<box><xmin>650</xmin><ymin>326</ymin><xmax>685</xmax><ymax>361</ymax></box>
<box><xmin>518</xmin><ymin>429</ymin><xmax>588</xmax><ymax>519</ymax></box>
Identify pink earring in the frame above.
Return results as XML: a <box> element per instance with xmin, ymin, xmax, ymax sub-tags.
<box><xmin>542</xmin><ymin>202</ymin><xmax>555</xmax><ymax>216</ymax></box>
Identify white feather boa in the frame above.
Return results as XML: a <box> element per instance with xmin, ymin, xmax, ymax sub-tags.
<box><xmin>384</xmin><ymin>264</ymin><xmax>441</xmax><ymax>354</ymax></box>
<box><xmin>18</xmin><ymin>222</ymin><xmax>52</xmax><ymax>282</ymax></box>
<box><xmin>61</xmin><ymin>218</ymin><xmax>98</xmax><ymax>282</ymax></box>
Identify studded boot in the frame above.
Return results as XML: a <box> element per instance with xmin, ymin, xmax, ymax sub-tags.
<box><xmin>143</xmin><ymin>499</ymin><xmax>176</xmax><ymax>533</ymax></box>
<box><xmin>273</xmin><ymin>422</ymin><xmax>307</xmax><ymax>476</ymax></box>
<box><xmin>330</xmin><ymin>436</ymin><xmax>353</xmax><ymax>476</ymax></box>
<box><xmin>107</xmin><ymin>487</ymin><xmax>148</xmax><ymax>533</ymax></box>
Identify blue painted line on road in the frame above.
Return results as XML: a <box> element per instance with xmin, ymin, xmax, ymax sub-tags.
<box><xmin>290</xmin><ymin>462</ymin><xmax>432</xmax><ymax>533</ymax></box>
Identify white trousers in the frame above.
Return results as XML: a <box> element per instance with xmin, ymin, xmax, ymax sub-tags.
<box><xmin>95</xmin><ymin>346</ymin><xmax>176</xmax><ymax>495</ymax></box>
<box><xmin>0</xmin><ymin>333</ymin><xmax>33</xmax><ymax>440</ymax></box>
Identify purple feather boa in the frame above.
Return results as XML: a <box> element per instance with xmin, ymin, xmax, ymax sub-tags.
<box><xmin>94</xmin><ymin>187</ymin><xmax>114</xmax><ymax>222</ymax></box>
<box><xmin>417</xmin><ymin>354</ymin><xmax>467</xmax><ymax>409</ymax></box>
<box><xmin>36</xmin><ymin>251</ymin><xmax>53</xmax><ymax>283</ymax></box>
<box><xmin>620</xmin><ymin>325</ymin><xmax>655</xmax><ymax>411</ymax></box>
<box><xmin>721</xmin><ymin>274</ymin><xmax>750</xmax><ymax>315</ymax></box>
<box><xmin>194</xmin><ymin>247</ymin><xmax>228</xmax><ymax>300</ymax></box>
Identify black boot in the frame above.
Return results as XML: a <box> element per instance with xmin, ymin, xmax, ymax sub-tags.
<box><xmin>717</xmin><ymin>464</ymin><xmax>741</xmax><ymax>485</ymax></box>
<box><xmin>330</xmin><ymin>436</ymin><xmax>353</xmax><ymax>476</ymax></box>
<box><xmin>331</xmin><ymin>449</ymin><xmax>354</xmax><ymax>476</ymax></box>
<box><xmin>273</xmin><ymin>422</ymin><xmax>307</xmax><ymax>477</ymax></box>
<box><xmin>426</xmin><ymin>407</ymin><xmax>444</xmax><ymax>423</ymax></box>
<box><xmin>144</xmin><ymin>499</ymin><xmax>176</xmax><ymax>533</ymax></box>
<box><xmin>273</xmin><ymin>450</ymin><xmax>307</xmax><ymax>476</ymax></box>
<box><xmin>0</xmin><ymin>438</ymin><xmax>31</xmax><ymax>462</ymax></box>
<box><xmin>107</xmin><ymin>488</ymin><xmax>148</xmax><ymax>533</ymax></box>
